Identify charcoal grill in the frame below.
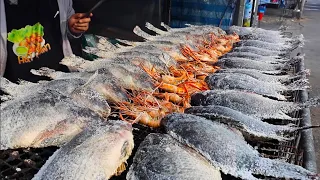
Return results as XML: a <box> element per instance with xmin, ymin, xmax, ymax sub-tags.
<box><xmin>0</xmin><ymin>32</ymin><xmax>317</xmax><ymax>180</ymax></box>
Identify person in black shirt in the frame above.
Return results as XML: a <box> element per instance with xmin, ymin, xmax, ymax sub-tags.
<box><xmin>0</xmin><ymin>0</ymin><xmax>93</xmax><ymax>83</ymax></box>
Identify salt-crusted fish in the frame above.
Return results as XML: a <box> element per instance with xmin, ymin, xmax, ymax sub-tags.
<box><xmin>0</xmin><ymin>77</ymin><xmax>86</xmax><ymax>99</ymax></box>
<box><xmin>30</xmin><ymin>67</ymin><xmax>94</xmax><ymax>80</ymax></box>
<box><xmin>217</xmin><ymin>68</ymin><xmax>303</xmax><ymax>84</ymax></box>
<box><xmin>0</xmin><ymin>89</ymin><xmax>104</xmax><ymax>150</ymax></box>
<box><xmin>191</xmin><ymin>90</ymin><xmax>308</xmax><ymax>121</ymax></box>
<box><xmin>205</xmin><ymin>73</ymin><xmax>308</xmax><ymax>100</ymax></box>
<box><xmin>0</xmin><ymin>77</ymin><xmax>111</xmax><ymax>117</ymax></box>
<box><xmin>216</xmin><ymin>58</ymin><xmax>289</xmax><ymax>71</ymax></box>
<box><xmin>185</xmin><ymin>105</ymin><xmax>318</xmax><ymax>141</ymax></box>
<box><xmin>127</xmin><ymin>133</ymin><xmax>221</xmax><ymax>180</ymax></box>
<box><xmin>32</xmin><ymin>120</ymin><xmax>134</xmax><ymax>180</ymax></box>
<box><xmin>232</xmin><ymin>46</ymin><xmax>286</xmax><ymax>57</ymax></box>
<box><xmin>162</xmin><ymin>113</ymin><xmax>319</xmax><ymax>180</ymax></box>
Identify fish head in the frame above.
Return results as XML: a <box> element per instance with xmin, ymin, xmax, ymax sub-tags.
<box><xmin>99</xmin><ymin>121</ymin><xmax>134</xmax><ymax>177</ymax></box>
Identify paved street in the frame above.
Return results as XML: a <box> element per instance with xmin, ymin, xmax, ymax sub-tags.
<box><xmin>260</xmin><ymin>0</ymin><xmax>320</xmax><ymax>173</ymax></box>
<box><xmin>301</xmin><ymin>0</ymin><xmax>320</xmax><ymax>173</ymax></box>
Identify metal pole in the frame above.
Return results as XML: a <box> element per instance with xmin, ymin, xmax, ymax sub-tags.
<box><xmin>299</xmin><ymin>0</ymin><xmax>306</xmax><ymax>18</ymax></box>
<box><xmin>236</xmin><ymin>0</ymin><xmax>246</xmax><ymax>26</ymax></box>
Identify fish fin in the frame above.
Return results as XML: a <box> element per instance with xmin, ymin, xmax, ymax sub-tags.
<box><xmin>145</xmin><ymin>22</ymin><xmax>167</xmax><ymax>35</ymax></box>
<box><xmin>31</xmin><ymin>118</ymin><xmax>85</xmax><ymax>148</ymax></box>
<box><xmin>133</xmin><ymin>26</ymin><xmax>152</xmax><ymax>40</ymax></box>
<box><xmin>30</xmin><ymin>67</ymin><xmax>57</xmax><ymax>79</ymax></box>
<box><xmin>253</xmin><ymin>157</ymin><xmax>318</xmax><ymax>180</ymax></box>
<box><xmin>115</xmin><ymin>39</ymin><xmax>138</xmax><ymax>47</ymax></box>
<box><xmin>160</xmin><ymin>22</ymin><xmax>171</xmax><ymax>31</ymax></box>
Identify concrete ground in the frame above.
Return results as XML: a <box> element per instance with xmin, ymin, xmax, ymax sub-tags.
<box><xmin>259</xmin><ymin>0</ymin><xmax>320</xmax><ymax>173</ymax></box>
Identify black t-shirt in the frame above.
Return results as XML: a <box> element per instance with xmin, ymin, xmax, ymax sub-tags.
<box><xmin>4</xmin><ymin>0</ymin><xmax>68</xmax><ymax>83</ymax></box>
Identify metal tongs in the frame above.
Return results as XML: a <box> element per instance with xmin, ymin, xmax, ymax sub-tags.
<box><xmin>85</xmin><ymin>0</ymin><xmax>108</xmax><ymax>17</ymax></box>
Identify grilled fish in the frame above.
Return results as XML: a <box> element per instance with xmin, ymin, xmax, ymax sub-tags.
<box><xmin>222</xmin><ymin>52</ymin><xmax>290</xmax><ymax>63</ymax></box>
<box><xmin>127</xmin><ymin>133</ymin><xmax>221</xmax><ymax>180</ymax></box>
<box><xmin>0</xmin><ymin>76</ymin><xmax>111</xmax><ymax>117</ymax></box>
<box><xmin>185</xmin><ymin>105</ymin><xmax>314</xmax><ymax>141</ymax></box>
<box><xmin>31</xmin><ymin>67</ymin><xmax>94</xmax><ymax>80</ymax></box>
<box><xmin>0</xmin><ymin>77</ymin><xmax>86</xmax><ymax>99</ymax></box>
<box><xmin>162</xmin><ymin>113</ymin><xmax>319</xmax><ymax>180</ymax></box>
<box><xmin>217</xmin><ymin>68</ymin><xmax>302</xmax><ymax>84</ymax></box>
<box><xmin>217</xmin><ymin>58</ymin><xmax>289</xmax><ymax>71</ymax></box>
<box><xmin>205</xmin><ymin>73</ymin><xmax>308</xmax><ymax>100</ymax></box>
<box><xmin>0</xmin><ymin>89</ymin><xmax>104</xmax><ymax>150</ymax></box>
<box><xmin>236</xmin><ymin>40</ymin><xmax>293</xmax><ymax>51</ymax></box>
<box><xmin>232</xmin><ymin>46</ymin><xmax>286</xmax><ymax>57</ymax></box>
<box><xmin>191</xmin><ymin>90</ymin><xmax>302</xmax><ymax>121</ymax></box>
<box><xmin>32</xmin><ymin>120</ymin><xmax>134</xmax><ymax>180</ymax></box>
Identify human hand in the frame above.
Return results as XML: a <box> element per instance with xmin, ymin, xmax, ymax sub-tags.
<box><xmin>68</xmin><ymin>13</ymin><xmax>93</xmax><ymax>35</ymax></box>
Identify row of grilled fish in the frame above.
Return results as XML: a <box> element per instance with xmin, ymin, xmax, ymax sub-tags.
<box><xmin>125</xmin><ymin>25</ymin><xmax>319</xmax><ymax>180</ymax></box>
<box><xmin>1</xmin><ymin>24</ymin><xmax>319</xmax><ymax>179</ymax></box>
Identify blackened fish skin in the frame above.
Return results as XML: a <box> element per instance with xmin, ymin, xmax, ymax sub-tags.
<box><xmin>185</xmin><ymin>105</ymin><xmax>297</xmax><ymax>141</ymax></box>
<box><xmin>32</xmin><ymin>121</ymin><xmax>134</xmax><ymax>180</ymax></box>
<box><xmin>127</xmin><ymin>133</ymin><xmax>221</xmax><ymax>180</ymax></box>
<box><xmin>162</xmin><ymin>113</ymin><xmax>318</xmax><ymax>180</ymax></box>
<box><xmin>191</xmin><ymin>90</ymin><xmax>299</xmax><ymax>121</ymax></box>
<box><xmin>0</xmin><ymin>89</ymin><xmax>104</xmax><ymax>150</ymax></box>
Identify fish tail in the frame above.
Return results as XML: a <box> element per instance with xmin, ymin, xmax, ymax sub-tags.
<box><xmin>0</xmin><ymin>77</ymin><xmax>18</xmax><ymax>94</ymax></box>
<box><xmin>294</xmin><ymin>125</ymin><xmax>320</xmax><ymax>131</ymax></box>
<box><xmin>30</xmin><ymin>67</ymin><xmax>57</xmax><ymax>79</ymax></box>
<box><xmin>160</xmin><ymin>22</ymin><xmax>171</xmax><ymax>31</ymax></box>
<box><xmin>287</xmin><ymin>79</ymin><xmax>309</xmax><ymax>90</ymax></box>
<box><xmin>133</xmin><ymin>26</ymin><xmax>152</xmax><ymax>40</ymax></box>
<box><xmin>145</xmin><ymin>22</ymin><xmax>167</xmax><ymax>35</ymax></box>
<box><xmin>253</xmin><ymin>157</ymin><xmax>318</xmax><ymax>180</ymax></box>
<box><xmin>303</xmin><ymin>97</ymin><xmax>320</xmax><ymax>108</ymax></box>
<box><xmin>286</xmin><ymin>54</ymin><xmax>304</xmax><ymax>66</ymax></box>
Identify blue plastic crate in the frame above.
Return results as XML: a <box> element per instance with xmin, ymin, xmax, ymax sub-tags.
<box><xmin>170</xmin><ymin>0</ymin><xmax>237</xmax><ymax>30</ymax></box>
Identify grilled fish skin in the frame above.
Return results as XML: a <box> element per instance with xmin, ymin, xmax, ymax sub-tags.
<box><xmin>229</xmin><ymin>26</ymin><xmax>282</xmax><ymax>37</ymax></box>
<box><xmin>0</xmin><ymin>76</ymin><xmax>111</xmax><ymax>118</ymax></box>
<box><xmin>217</xmin><ymin>58</ymin><xmax>288</xmax><ymax>71</ymax></box>
<box><xmin>162</xmin><ymin>113</ymin><xmax>319</xmax><ymax>180</ymax></box>
<box><xmin>0</xmin><ymin>89</ymin><xmax>104</xmax><ymax>150</ymax></box>
<box><xmin>217</xmin><ymin>68</ymin><xmax>301</xmax><ymax>84</ymax></box>
<box><xmin>232</xmin><ymin>46</ymin><xmax>286</xmax><ymax>57</ymax></box>
<box><xmin>127</xmin><ymin>133</ymin><xmax>221</xmax><ymax>180</ymax></box>
<box><xmin>185</xmin><ymin>105</ymin><xmax>302</xmax><ymax>141</ymax></box>
<box><xmin>32</xmin><ymin>120</ymin><xmax>134</xmax><ymax>180</ymax></box>
<box><xmin>30</xmin><ymin>67</ymin><xmax>95</xmax><ymax>80</ymax></box>
<box><xmin>236</xmin><ymin>40</ymin><xmax>292</xmax><ymax>51</ymax></box>
<box><xmin>205</xmin><ymin>73</ymin><xmax>308</xmax><ymax>100</ymax></box>
<box><xmin>222</xmin><ymin>52</ymin><xmax>290</xmax><ymax>63</ymax></box>
<box><xmin>191</xmin><ymin>90</ymin><xmax>300</xmax><ymax>121</ymax></box>
<box><xmin>0</xmin><ymin>77</ymin><xmax>86</xmax><ymax>99</ymax></box>
<box><xmin>70</xmin><ymin>72</ymin><xmax>129</xmax><ymax>104</ymax></box>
